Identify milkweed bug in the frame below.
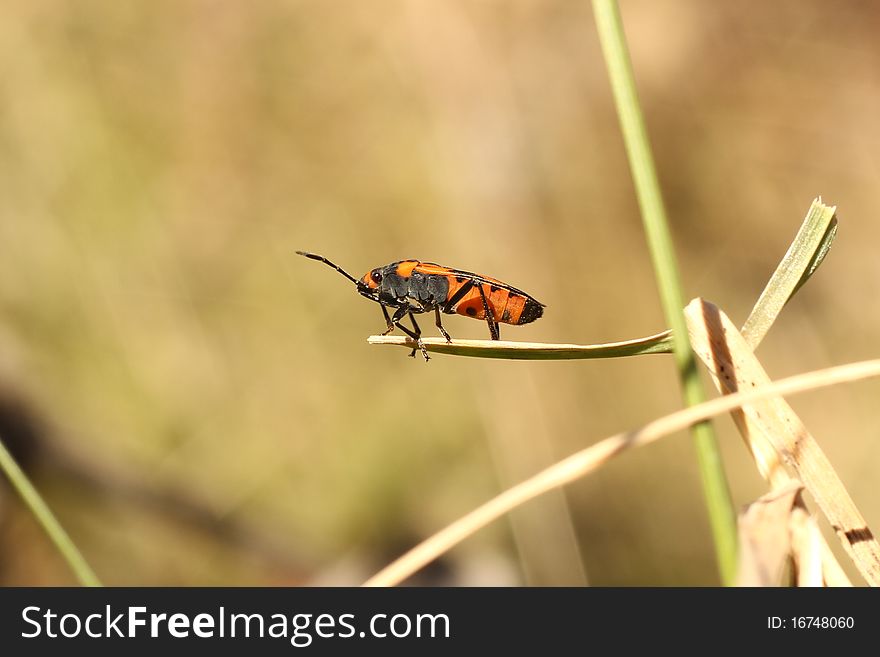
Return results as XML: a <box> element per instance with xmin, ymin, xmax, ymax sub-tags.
<box><xmin>296</xmin><ymin>251</ymin><xmax>545</xmax><ymax>361</ymax></box>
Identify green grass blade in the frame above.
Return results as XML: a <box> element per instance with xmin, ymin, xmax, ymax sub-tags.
<box><xmin>592</xmin><ymin>0</ymin><xmax>737</xmax><ymax>584</ymax></box>
<box><xmin>741</xmin><ymin>198</ymin><xmax>838</xmax><ymax>348</ymax></box>
<box><xmin>0</xmin><ymin>434</ymin><xmax>102</xmax><ymax>586</ymax></box>
<box><xmin>368</xmin><ymin>330</ymin><xmax>673</xmax><ymax>360</ymax></box>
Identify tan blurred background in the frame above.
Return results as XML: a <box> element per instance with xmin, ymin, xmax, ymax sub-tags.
<box><xmin>1</xmin><ymin>1</ymin><xmax>878</xmax><ymax>586</ymax></box>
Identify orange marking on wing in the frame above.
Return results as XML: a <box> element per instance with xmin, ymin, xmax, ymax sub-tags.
<box><xmin>454</xmin><ymin>295</ymin><xmax>486</xmax><ymax>320</ymax></box>
<box><xmin>443</xmin><ymin>276</ymin><xmax>468</xmax><ymax>302</ymax></box>
<box><xmin>453</xmin><ymin>284</ymin><xmax>513</xmax><ymax>323</ymax></box>
<box><xmin>489</xmin><ymin>286</ymin><xmax>512</xmax><ymax>322</ymax></box>
<box><xmin>395</xmin><ymin>261</ymin><xmax>419</xmax><ymax>277</ymax></box>
<box><xmin>411</xmin><ymin>262</ymin><xmax>453</xmax><ymax>276</ymax></box>
<box><xmin>503</xmin><ymin>294</ymin><xmax>526</xmax><ymax>324</ymax></box>
<box><xmin>415</xmin><ymin>263</ymin><xmax>510</xmax><ymax>287</ymax></box>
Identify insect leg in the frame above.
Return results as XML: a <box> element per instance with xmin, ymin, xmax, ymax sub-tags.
<box><xmin>407</xmin><ymin>312</ymin><xmax>429</xmax><ymax>361</ymax></box>
<box><xmin>434</xmin><ymin>307</ymin><xmax>452</xmax><ymax>343</ymax></box>
<box><xmin>388</xmin><ymin>304</ymin><xmax>411</xmax><ymax>331</ymax></box>
<box><xmin>380</xmin><ymin>304</ymin><xmax>394</xmax><ymax>335</ymax></box>
<box><xmin>386</xmin><ymin>305</ymin><xmax>429</xmax><ymax>361</ymax></box>
<box><xmin>477</xmin><ymin>284</ymin><xmax>500</xmax><ymax>340</ymax></box>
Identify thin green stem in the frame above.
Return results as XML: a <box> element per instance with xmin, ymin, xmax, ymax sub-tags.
<box><xmin>592</xmin><ymin>0</ymin><xmax>737</xmax><ymax>584</ymax></box>
<box><xmin>0</xmin><ymin>434</ymin><xmax>102</xmax><ymax>586</ymax></box>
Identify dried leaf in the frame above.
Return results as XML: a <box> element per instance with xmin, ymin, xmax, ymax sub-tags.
<box><xmin>685</xmin><ymin>298</ymin><xmax>877</xmax><ymax>585</ymax></box>
<box><xmin>737</xmin><ymin>482</ymin><xmax>803</xmax><ymax>586</ymax></box>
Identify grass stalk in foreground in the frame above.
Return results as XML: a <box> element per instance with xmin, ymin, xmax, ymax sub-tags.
<box><xmin>0</xmin><ymin>434</ymin><xmax>102</xmax><ymax>586</ymax></box>
<box><xmin>592</xmin><ymin>0</ymin><xmax>737</xmax><ymax>583</ymax></box>
<box><xmin>365</xmin><ymin>355</ymin><xmax>880</xmax><ymax>586</ymax></box>
<box><xmin>688</xmin><ymin>299</ymin><xmax>880</xmax><ymax>585</ymax></box>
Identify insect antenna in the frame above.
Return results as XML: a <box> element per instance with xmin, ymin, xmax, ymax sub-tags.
<box><xmin>296</xmin><ymin>251</ymin><xmax>361</xmax><ymax>287</ymax></box>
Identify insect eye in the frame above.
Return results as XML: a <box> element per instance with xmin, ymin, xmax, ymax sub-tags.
<box><xmin>371</xmin><ymin>270</ymin><xmax>382</xmax><ymax>283</ymax></box>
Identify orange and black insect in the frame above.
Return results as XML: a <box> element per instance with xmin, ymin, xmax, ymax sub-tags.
<box><xmin>296</xmin><ymin>251</ymin><xmax>545</xmax><ymax>361</ymax></box>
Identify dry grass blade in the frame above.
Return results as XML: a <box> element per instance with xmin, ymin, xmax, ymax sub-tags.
<box><xmin>736</xmin><ymin>482</ymin><xmax>803</xmax><ymax>586</ymax></box>
<box><xmin>363</xmin><ymin>356</ymin><xmax>880</xmax><ymax>587</ymax></box>
<box><xmin>685</xmin><ymin>298</ymin><xmax>880</xmax><ymax>585</ymax></box>
<box><xmin>367</xmin><ymin>331</ymin><xmax>672</xmax><ymax>360</ymax></box>
<box><xmin>790</xmin><ymin>506</ymin><xmax>824</xmax><ymax>587</ymax></box>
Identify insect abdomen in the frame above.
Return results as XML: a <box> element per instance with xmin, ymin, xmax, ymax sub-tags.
<box><xmin>452</xmin><ymin>283</ymin><xmax>544</xmax><ymax>325</ymax></box>
<box><xmin>515</xmin><ymin>296</ymin><xmax>544</xmax><ymax>325</ymax></box>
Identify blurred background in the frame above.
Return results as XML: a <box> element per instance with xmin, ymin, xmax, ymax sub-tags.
<box><xmin>1</xmin><ymin>0</ymin><xmax>879</xmax><ymax>586</ymax></box>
